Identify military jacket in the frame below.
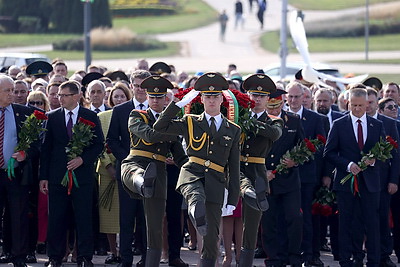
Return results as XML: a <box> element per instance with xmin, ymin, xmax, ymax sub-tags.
<box><xmin>122</xmin><ymin>109</ymin><xmax>187</xmax><ymax>199</ymax></box>
<box><xmin>154</xmin><ymin>102</ymin><xmax>241</xmax><ymax>206</ymax></box>
<box><xmin>240</xmin><ymin>111</ymin><xmax>283</xmax><ymax>184</ymax></box>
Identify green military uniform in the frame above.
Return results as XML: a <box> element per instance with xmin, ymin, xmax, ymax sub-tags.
<box><xmin>154</xmin><ymin>73</ymin><xmax>241</xmax><ymax>266</ymax></box>
<box><xmin>238</xmin><ymin>74</ymin><xmax>283</xmax><ymax>267</ymax></box>
<box><xmin>121</xmin><ymin>76</ymin><xmax>187</xmax><ymax>267</ymax></box>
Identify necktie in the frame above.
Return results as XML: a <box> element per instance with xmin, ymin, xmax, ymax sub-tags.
<box><xmin>67</xmin><ymin>111</ymin><xmax>73</xmax><ymax>139</ymax></box>
<box><xmin>253</xmin><ymin>113</ymin><xmax>258</xmax><ymax>119</ymax></box>
<box><xmin>138</xmin><ymin>103</ymin><xmax>145</xmax><ymax>110</ymax></box>
<box><xmin>155</xmin><ymin>114</ymin><xmax>160</xmax><ymax>120</ymax></box>
<box><xmin>0</xmin><ymin>108</ymin><xmax>5</xmax><ymax>168</ymax></box>
<box><xmin>210</xmin><ymin>117</ymin><xmax>217</xmax><ymax>137</ymax></box>
<box><xmin>357</xmin><ymin>119</ymin><xmax>364</xmax><ymax>150</ymax></box>
<box><xmin>95</xmin><ymin>108</ymin><xmax>101</xmax><ymax>113</ymax></box>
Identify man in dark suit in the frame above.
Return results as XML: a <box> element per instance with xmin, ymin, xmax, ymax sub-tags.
<box><xmin>107</xmin><ymin>70</ymin><xmax>151</xmax><ymax>267</ymax></box>
<box><xmin>0</xmin><ymin>75</ymin><xmax>39</xmax><ymax>267</ymax></box>
<box><xmin>154</xmin><ymin>72</ymin><xmax>241</xmax><ymax>266</ymax></box>
<box><xmin>39</xmin><ymin>81</ymin><xmax>104</xmax><ymax>267</ymax></box>
<box><xmin>324</xmin><ymin>87</ymin><xmax>385</xmax><ymax>267</ymax></box>
<box><xmin>314</xmin><ymin>88</ymin><xmax>344</xmax><ymax>260</ymax></box>
<box><xmin>238</xmin><ymin>74</ymin><xmax>283</xmax><ymax>267</ymax></box>
<box><xmin>87</xmin><ymin>80</ymin><xmax>112</xmax><ymax>113</ymax></box>
<box><xmin>121</xmin><ymin>76</ymin><xmax>188</xmax><ymax>267</ymax></box>
<box><xmin>378</xmin><ymin>97</ymin><xmax>400</xmax><ymax>263</ymax></box>
<box><xmin>262</xmin><ymin>89</ymin><xmax>305</xmax><ymax>267</ymax></box>
<box><xmin>351</xmin><ymin>88</ymin><xmax>399</xmax><ymax>267</ymax></box>
<box><xmin>287</xmin><ymin>82</ymin><xmax>327</xmax><ymax>266</ymax></box>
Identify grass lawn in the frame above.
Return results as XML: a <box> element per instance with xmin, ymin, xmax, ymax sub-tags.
<box><xmin>363</xmin><ymin>73</ymin><xmax>400</xmax><ymax>84</ymax></box>
<box><xmin>333</xmin><ymin>59</ymin><xmax>400</xmax><ymax>64</ymax></box>
<box><xmin>113</xmin><ymin>0</ymin><xmax>217</xmax><ymax>34</ymax></box>
<box><xmin>0</xmin><ymin>0</ymin><xmax>216</xmax><ymax>48</ymax></box>
<box><xmin>289</xmin><ymin>0</ymin><xmax>395</xmax><ymax>10</ymax></box>
<box><xmin>260</xmin><ymin>32</ymin><xmax>400</xmax><ymax>53</ymax></box>
<box><xmin>35</xmin><ymin>42</ymin><xmax>180</xmax><ymax>61</ymax></box>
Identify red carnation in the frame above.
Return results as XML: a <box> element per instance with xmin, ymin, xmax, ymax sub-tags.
<box><xmin>79</xmin><ymin>117</ymin><xmax>95</xmax><ymax>128</ymax></box>
<box><xmin>317</xmin><ymin>134</ymin><xmax>326</xmax><ymax>145</ymax></box>
<box><xmin>311</xmin><ymin>202</ymin><xmax>322</xmax><ymax>215</ymax></box>
<box><xmin>320</xmin><ymin>204</ymin><xmax>333</xmax><ymax>216</ymax></box>
<box><xmin>33</xmin><ymin>110</ymin><xmax>48</xmax><ymax>120</ymax></box>
<box><xmin>304</xmin><ymin>138</ymin><xmax>316</xmax><ymax>153</ymax></box>
<box><xmin>386</xmin><ymin>136</ymin><xmax>398</xmax><ymax>149</ymax></box>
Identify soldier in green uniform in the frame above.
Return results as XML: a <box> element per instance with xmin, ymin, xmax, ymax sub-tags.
<box><xmin>238</xmin><ymin>74</ymin><xmax>283</xmax><ymax>266</ymax></box>
<box><xmin>154</xmin><ymin>72</ymin><xmax>241</xmax><ymax>267</ymax></box>
<box><xmin>121</xmin><ymin>76</ymin><xmax>188</xmax><ymax>267</ymax></box>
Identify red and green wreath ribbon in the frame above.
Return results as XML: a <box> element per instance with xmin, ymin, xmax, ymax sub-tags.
<box><xmin>61</xmin><ymin>170</ymin><xmax>79</xmax><ymax>195</ymax></box>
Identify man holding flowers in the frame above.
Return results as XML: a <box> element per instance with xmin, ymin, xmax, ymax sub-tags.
<box><xmin>39</xmin><ymin>81</ymin><xmax>104</xmax><ymax>267</ymax></box>
<box><xmin>0</xmin><ymin>75</ymin><xmax>40</xmax><ymax>267</ymax></box>
<box><xmin>262</xmin><ymin>88</ymin><xmax>305</xmax><ymax>267</ymax></box>
<box><xmin>324</xmin><ymin>87</ymin><xmax>385</xmax><ymax>267</ymax></box>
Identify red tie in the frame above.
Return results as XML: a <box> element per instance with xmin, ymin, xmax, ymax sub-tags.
<box><xmin>357</xmin><ymin>119</ymin><xmax>364</xmax><ymax>150</ymax></box>
<box><xmin>0</xmin><ymin>107</ymin><xmax>5</xmax><ymax>168</ymax></box>
<box><xmin>67</xmin><ymin>111</ymin><xmax>73</xmax><ymax>140</ymax></box>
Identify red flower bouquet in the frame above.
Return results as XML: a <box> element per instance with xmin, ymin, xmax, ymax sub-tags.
<box><xmin>174</xmin><ymin>88</ymin><xmax>259</xmax><ymax>140</ymax></box>
<box><xmin>340</xmin><ymin>135</ymin><xmax>398</xmax><ymax>195</ymax></box>
<box><xmin>272</xmin><ymin>135</ymin><xmax>325</xmax><ymax>175</ymax></box>
<box><xmin>61</xmin><ymin>117</ymin><xmax>96</xmax><ymax>195</ymax></box>
<box><xmin>6</xmin><ymin>110</ymin><xmax>48</xmax><ymax>179</ymax></box>
<box><xmin>311</xmin><ymin>187</ymin><xmax>336</xmax><ymax>217</ymax></box>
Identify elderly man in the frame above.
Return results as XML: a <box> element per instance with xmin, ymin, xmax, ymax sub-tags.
<box><xmin>86</xmin><ymin>80</ymin><xmax>110</xmax><ymax>113</ymax></box>
<box><xmin>0</xmin><ymin>75</ymin><xmax>39</xmax><ymax>267</ymax></box>
<box><xmin>154</xmin><ymin>73</ymin><xmax>241</xmax><ymax>266</ymax></box>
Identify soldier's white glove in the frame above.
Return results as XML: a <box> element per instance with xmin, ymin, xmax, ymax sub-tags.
<box><xmin>225</xmin><ymin>204</ymin><xmax>236</xmax><ymax>216</ymax></box>
<box><xmin>175</xmin><ymin>89</ymin><xmax>200</xmax><ymax>108</ymax></box>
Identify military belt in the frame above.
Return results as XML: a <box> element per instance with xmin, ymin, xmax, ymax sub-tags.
<box><xmin>240</xmin><ymin>155</ymin><xmax>265</xmax><ymax>164</ymax></box>
<box><xmin>189</xmin><ymin>156</ymin><xmax>224</xmax><ymax>173</ymax></box>
<box><xmin>130</xmin><ymin>149</ymin><xmax>166</xmax><ymax>162</ymax></box>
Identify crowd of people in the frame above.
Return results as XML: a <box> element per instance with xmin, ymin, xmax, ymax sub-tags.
<box><xmin>0</xmin><ymin>57</ymin><xmax>400</xmax><ymax>267</ymax></box>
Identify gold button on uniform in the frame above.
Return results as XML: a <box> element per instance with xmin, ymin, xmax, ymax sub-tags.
<box><xmin>210</xmin><ymin>141</ymin><xmax>214</xmax><ymax>145</ymax></box>
<box><xmin>205</xmin><ymin>169</ymin><xmax>208</xmax><ymax>172</ymax></box>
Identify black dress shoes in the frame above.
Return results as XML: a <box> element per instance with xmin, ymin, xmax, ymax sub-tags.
<box><xmin>254</xmin><ymin>247</ymin><xmax>267</xmax><ymax>258</ymax></box>
<box><xmin>169</xmin><ymin>258</ymin><xmax>189</xmax><ymax>267</ymax></box>
<box><xmin>0</xmin><ymin>253</ymin><xmax>12</xmax><ymax>263</ymax></box>
<box><xmin>12</xmin><ymin>262</ymin><xmax>27</xmax><ymax>267</ymax></box>
<box><xmin>308</xmin><ymin>257</ymin><xmax>324</xmax><ymax>267</ymax></box>
<box><xmin>47</xmin><ymin>259</ymin><xmax>62</xmax><ymax>267</ymax></box>
<box><xmin>136</xmin><ymin>259</ymin><xmax>145</xmax><ymax>267</ymax></box>
<box><xmin>77</xmin><ymin>258</ymin><xmax>94</xmax><ymax>267</ymax></box>
<box><xmin>380</xmin><ymin>258</ymin><xmax>396</xmax><ymax>267</ymax></box>
<box><xmin>26</xmin><ymin>253</ymin><xmax>37</xmax><ymax>263</ymax></box>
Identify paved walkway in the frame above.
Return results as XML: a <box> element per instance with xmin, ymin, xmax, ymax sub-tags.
<box><xmin>1</xmin><ymin>0</ymin><xmax>400</xmax><ymax>75</ymax></box>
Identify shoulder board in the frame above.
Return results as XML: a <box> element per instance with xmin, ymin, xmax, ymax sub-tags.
<box><xmin>132</xmin><ymin>110</ymin><xmax>149</xmax><ymax>124</ymax></box>
<box><xmin>227</xmin><ymin>120</ymin><xmax>240</xmax><ymax>129</ymax></box>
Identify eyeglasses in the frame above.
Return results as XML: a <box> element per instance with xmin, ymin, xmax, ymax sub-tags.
<box><xmin>29</xmin><ymin>101</ymin><xmax>44</xmax><ymax>106</ymax></box>
<box><xmin>385</xmin><ymin>104</ymin><xmax>398</xmax><ymax>110</ymax></box>
<box><xmin>57</xmin><ymin>93</ymin><xmax>76</xmax><ymax>98</ymax></box>
<box><xmin>132</xmin><ymin>84</ymin><xmax>144</xmax><ymax>89</ymax></box>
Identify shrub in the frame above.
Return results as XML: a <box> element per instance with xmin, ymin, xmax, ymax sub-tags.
<box><xmin>52</xmin><ymin>27</ymin><xmax>166</xmax><ymax>51</ymax></box>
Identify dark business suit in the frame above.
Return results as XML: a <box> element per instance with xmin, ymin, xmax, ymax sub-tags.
<box><xmin>296</xmin><ymin>108</ymin><xmax>327</xmax><ymax>262</ymax></box>
<box><xmin>0</xmin><ymin>104</ymin><xmax>38</xmax><ymax>264</ymax></box>
<box><xmin>392</xmin><ymin>119</ymin><xmax>400</xmax><ymax>260</ymax></box>
<box><xmin>324</xmin><ymin>114</ymin><xmax>385</xmax><ymax>267</ymax></box>
<box><xmin>107</xmin><ymin>100</ymin><xmax>147</xmax><ymax>265</ymax></box>
<box><xmin>352</xmin><ymin>114</ymin><xmax>400</xmax><ymax>263</ymax></box>
<box><xmin>40</xmin><ymin>107</ymin><xmax>104</xmax><ymax>261</ymax></box>
<box><xmin>261</xmin><ymin>110</ymin><xmax>304</xmax><ymax>266</ymax></box>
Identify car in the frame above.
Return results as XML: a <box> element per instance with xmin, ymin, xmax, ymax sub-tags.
<box><xmin>0</xmin><ymin>52</ymin><xmax>50</xmax><ymax>72</ymax></box>
<box><xmin>263</xmin><ymin>62</ymin><xmax>341</xmax><ymax>82</ymax></box>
